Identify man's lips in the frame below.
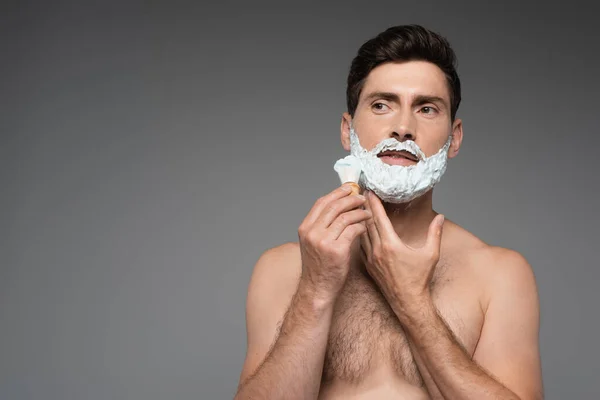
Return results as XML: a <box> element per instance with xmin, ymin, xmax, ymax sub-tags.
<box><xmin>377</xmin><ymin>150</ymin><xmax>419</xmax><ymax>162</ymax></box>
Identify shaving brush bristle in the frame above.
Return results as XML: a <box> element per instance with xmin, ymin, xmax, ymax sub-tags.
<box><xmin>334</xmin><ymin>155</ymin><xmax>363</xmax><ymax>188</ymax></box>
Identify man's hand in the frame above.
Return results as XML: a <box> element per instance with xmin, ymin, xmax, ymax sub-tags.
<box><xmin>359</xmin><ymin>190</ymin><xmax>445</xmax><ymax>311</ymax></box>
<box><xmin>357</xmin><ymin>190</ymin><xmax>542</xmax><ymax>400</ymax></box>
<box><xmin>236</xmin><ymin>185</ymin><xmax>371</xmax><ymax>400</ymax></box>
<box><xmin>298</xmin><ymin>184</ymin><xmax>371</xmax><ymax>304</ymax></box>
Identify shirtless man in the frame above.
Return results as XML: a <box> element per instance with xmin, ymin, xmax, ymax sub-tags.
<box><xmin>234</xmin><ymin>25</ymin><xmax>543</xmax><ymax>399</ymax></box>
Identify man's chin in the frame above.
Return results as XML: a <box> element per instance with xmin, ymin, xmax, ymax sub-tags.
<box><xmin>378</xmin><ymin>189</ymin><xmax>434</xmax><ymax>209</ymax></box>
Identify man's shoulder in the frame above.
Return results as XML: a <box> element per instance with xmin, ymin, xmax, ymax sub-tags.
<box><xmin>455</xmin><ymin>229</ymin><xmax>537</xmax><ymax>311</ymax></box>
<box><xmin>260</xmin><ymin>241</ymin><xmax>301</xmax><ymax>259</ymax></box>
<box><xmin>478</xmin><ymin>245</ymin><xmax>536</xmax><ymax>290</ymax></box>
<box><xmin>448</xmin><ymin>220</ymin><xmax>532</xmax><ymax>272</ymax></box>
<box><xmin>255</xmin><ymin>241</ymin><xmax>302</xmax><ymax>273</ymax></box>
<box><xmin>247</xmin><ymin>242</ymin><xmax>303</xmax><ymax>304</ymax></box>
<box><xmin>447</xmin><ymin>220</ymin><xmax>537</xmax><ymax>299</ymax></box>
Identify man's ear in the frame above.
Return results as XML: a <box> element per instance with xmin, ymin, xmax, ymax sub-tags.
<box><xmin>340</xmin><ymin>112</ymin><xmax>352</xmax><ymax>151</ymax></box>
<box><xmin>448</xmin><ymin>118</ymin><xmax>463</xmax><ymax>159</ymax></box>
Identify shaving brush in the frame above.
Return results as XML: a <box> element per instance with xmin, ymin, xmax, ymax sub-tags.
<box><xmin>333</xmin><ymin>155</ymin><xmax>363</xmax><ymax>195</ymax></box>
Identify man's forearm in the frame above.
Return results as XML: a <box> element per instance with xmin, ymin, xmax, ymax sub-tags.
<box><xmin>235</xmin><ymin>280</ymin><xmax>334</xmax><ymax>400</ymax></box>
<box><xmin>394</xmin><ymin>296</ymin><xmax>520</xmax><ymax>400</ymax></box>
<box><xmin>404</xmin><ymin>338</ymin><xmax>445</xmax><ymax>400</ymax></box>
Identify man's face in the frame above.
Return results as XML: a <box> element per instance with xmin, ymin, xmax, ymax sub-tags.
<box><xmin>341</xmin><ymin>60</ymin><xmax>462</xmax><ymax>163</ymax></box>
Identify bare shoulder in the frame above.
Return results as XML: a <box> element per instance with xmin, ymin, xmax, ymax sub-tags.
<box><xmin>455</xmin><ymin>224</ymin><xmax>543</xmax><ymax>400</ymax></box>
<box><xmin>445</xmin><ymin>219</ymin><xmax>538</xmax><ymax>306</ymax></box>
<box><xmin>445</xmin><ymin>219</ymin><xmax>534</xmax><ymax>274</ymax></box>
<box><xmin>248</xmin><ymin>241</ymin><xmax>303</xmax><ymax>300</ymax></box>
<box><xmin>246</xmin><ymin>241</ymin><xmax>303</xmax><ymax>323</ymax></box>
<box><xmin>238</xmin><ymin>242</ymin><xmax>303</xmax><ymax>384</ymax></box>
<box><xmin>477</xmin><ymin>244</ymin><xmax>539</xmax><ymax>308</ymax></box>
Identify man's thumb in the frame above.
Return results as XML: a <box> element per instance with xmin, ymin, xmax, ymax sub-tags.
<box><xmin>426</xmin><ymin>214</ymin><xmax>445</xmax><ymax>252</ymax></box>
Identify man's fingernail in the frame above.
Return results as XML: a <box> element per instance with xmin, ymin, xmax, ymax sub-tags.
<box><xmin>439</xmin><ymin>215</ymin><xmax>445</xmax><ymax>225</ymax></box>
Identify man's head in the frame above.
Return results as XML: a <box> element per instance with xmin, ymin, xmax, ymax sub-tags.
<box><xmin>340</xmin><ymin>24</ymin><xmax>463</xmax><ymax>162</ymax></box>
<box><xmin>337</xmin><ymin>25</ymin><xmax>464</xmax><ymax>203</ymax></box>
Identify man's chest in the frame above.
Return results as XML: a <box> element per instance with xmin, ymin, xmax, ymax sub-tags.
<box><xmin>322</xmin><ymin>266</ymin><xmax>484</xmax><ymax>386</ymax></box>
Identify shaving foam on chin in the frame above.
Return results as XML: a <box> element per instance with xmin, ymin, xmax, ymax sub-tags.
<box><xmin>333</xmin><ymin>155</ymin><xmax>363</xmax><ymax>195</ymax></box>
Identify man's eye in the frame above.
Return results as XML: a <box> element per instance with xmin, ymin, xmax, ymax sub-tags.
<box><xmin>421</xmin><ymin>106</ymin><xmax>437</xmax><ymax>114</ymax></box>
<box><xmin>372</xmin><ymin>102</ymin><xmax>390</xmax><ymax>111</ymax></box>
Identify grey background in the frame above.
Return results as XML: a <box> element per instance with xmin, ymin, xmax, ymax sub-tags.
<box><xmin>2</xmin><ymin>1</ymin><xmax>598</xmax><ymax>399</ymax></box>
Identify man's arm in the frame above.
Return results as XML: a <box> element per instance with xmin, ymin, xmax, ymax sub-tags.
<box><xmin>235</xmin><ymin>185</ymin><xmax>368</xmax><ymax>399</ymax></box>
<box><xmin>396</xmin><ymin>248</ymin><xmax>543</xmax><ymax>400</ymax></box>
<box><xmin>234</xmin><ymin>243</ymin><xmax>334</xmax><ymax>400</ymax></box>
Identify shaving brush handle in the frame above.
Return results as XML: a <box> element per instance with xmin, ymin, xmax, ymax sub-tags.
<box><xmin>343</xmin><ymin>182</ymin><xmax>361</xmax><ymax>196</ymax></box>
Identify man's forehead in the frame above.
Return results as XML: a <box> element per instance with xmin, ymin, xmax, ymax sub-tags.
<box><xmin>359</xmin><ymin>61</ymin><xmax>451</xmax><ymax>104</ymax></box>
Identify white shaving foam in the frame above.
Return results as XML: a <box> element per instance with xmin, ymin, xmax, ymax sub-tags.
<box><xmin>345</xmin><ymin>123</ymin><xmax>452</xmax><ymax>203</ymax></box>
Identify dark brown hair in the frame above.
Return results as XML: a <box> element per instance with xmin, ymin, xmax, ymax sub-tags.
<box><xmin>346</xmin><ymin>24</ymin><xmax>461</xmax><ymax>121</ymax></box>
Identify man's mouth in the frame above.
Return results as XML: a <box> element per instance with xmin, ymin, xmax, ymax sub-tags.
<box><xmin>377</xmin><ymin>150</ymin><xmax>419</xmax><ymax>162</ymax></box>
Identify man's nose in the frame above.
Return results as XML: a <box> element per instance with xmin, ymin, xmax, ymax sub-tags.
<box><xmin>390</xmin><ymin>111</ymin><xmax>417</xmax><ymax>141</ymax></box>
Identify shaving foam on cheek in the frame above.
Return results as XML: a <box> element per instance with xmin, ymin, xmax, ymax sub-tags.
<box><xmin>333</xmin><ymin>121</ymin><xmax>452</xmax><ymax>203</ymax></box>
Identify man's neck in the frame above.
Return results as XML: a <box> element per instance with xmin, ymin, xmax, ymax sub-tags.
<box><xmin>379</xmin><ymin>190</ymin><xmax>438</xmax><ymax>248</ymax></box>
<box><xmin>350</xmin><ymin>190</ymin><xmax>440</xmax><ymax>276</ymax></box>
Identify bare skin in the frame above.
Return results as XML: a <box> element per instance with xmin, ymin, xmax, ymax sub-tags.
<box><xmin>234</xmin><ymin>61</ymin><xmax>543</xmax><ymax>400</ymax></box>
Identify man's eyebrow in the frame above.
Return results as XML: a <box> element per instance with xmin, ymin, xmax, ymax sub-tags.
<box><xmin>413</xmin><ymin>95</ymin><xmax>447</xmax><ymax>108</ymax></box>
<box><xmin>362</xmin><ymin>91</ymin><xmax>448</xmax><ymax>109</ymax></box>
<box><xmin>362</xmin><ymin>91</ymin><xmax>400</xmax><ymax>103</ymax></box>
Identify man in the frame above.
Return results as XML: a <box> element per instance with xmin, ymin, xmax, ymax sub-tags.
<box><xmin>234</xmin><ymin>25</ymin><xmax>543</xmax><ymax>399</ymax></box>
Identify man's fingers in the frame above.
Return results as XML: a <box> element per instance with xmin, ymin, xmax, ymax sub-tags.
<box><xmin>302</xmin><ymin>185</ymin><xmax>354</xmax><ymax>228</ymax></box>
<box><xmin>366</xmin><ymin>191</ymin><xmax>397</xmax><ymax>242</ymax></box>
<box><xmin>360</xmin><ymin>230</ymin><xmax>372</xmax><ymax>259</ymax></box>
<box><xmin>328</xmin><ymin>209</ymin><xmax>372</xmax><ymax>240</ymax></box>
<box><xmin>363</xmin><ymin>193</ymin><xmax>381</xmax><ymax>249</ymax></box>
<box><xmin>315</xmin><ymin>193</ymin><xmax>367</xmax><ymax>230</ymax></box>
<box><xmin>337</xmin><ymin>221</ymin><xmax>367</xmax><ymax>244</ymax></box>
<box><xmin>425</xmin><ymin>214</ymin><xmax>445</xmax><ymax>253</ymax></box>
